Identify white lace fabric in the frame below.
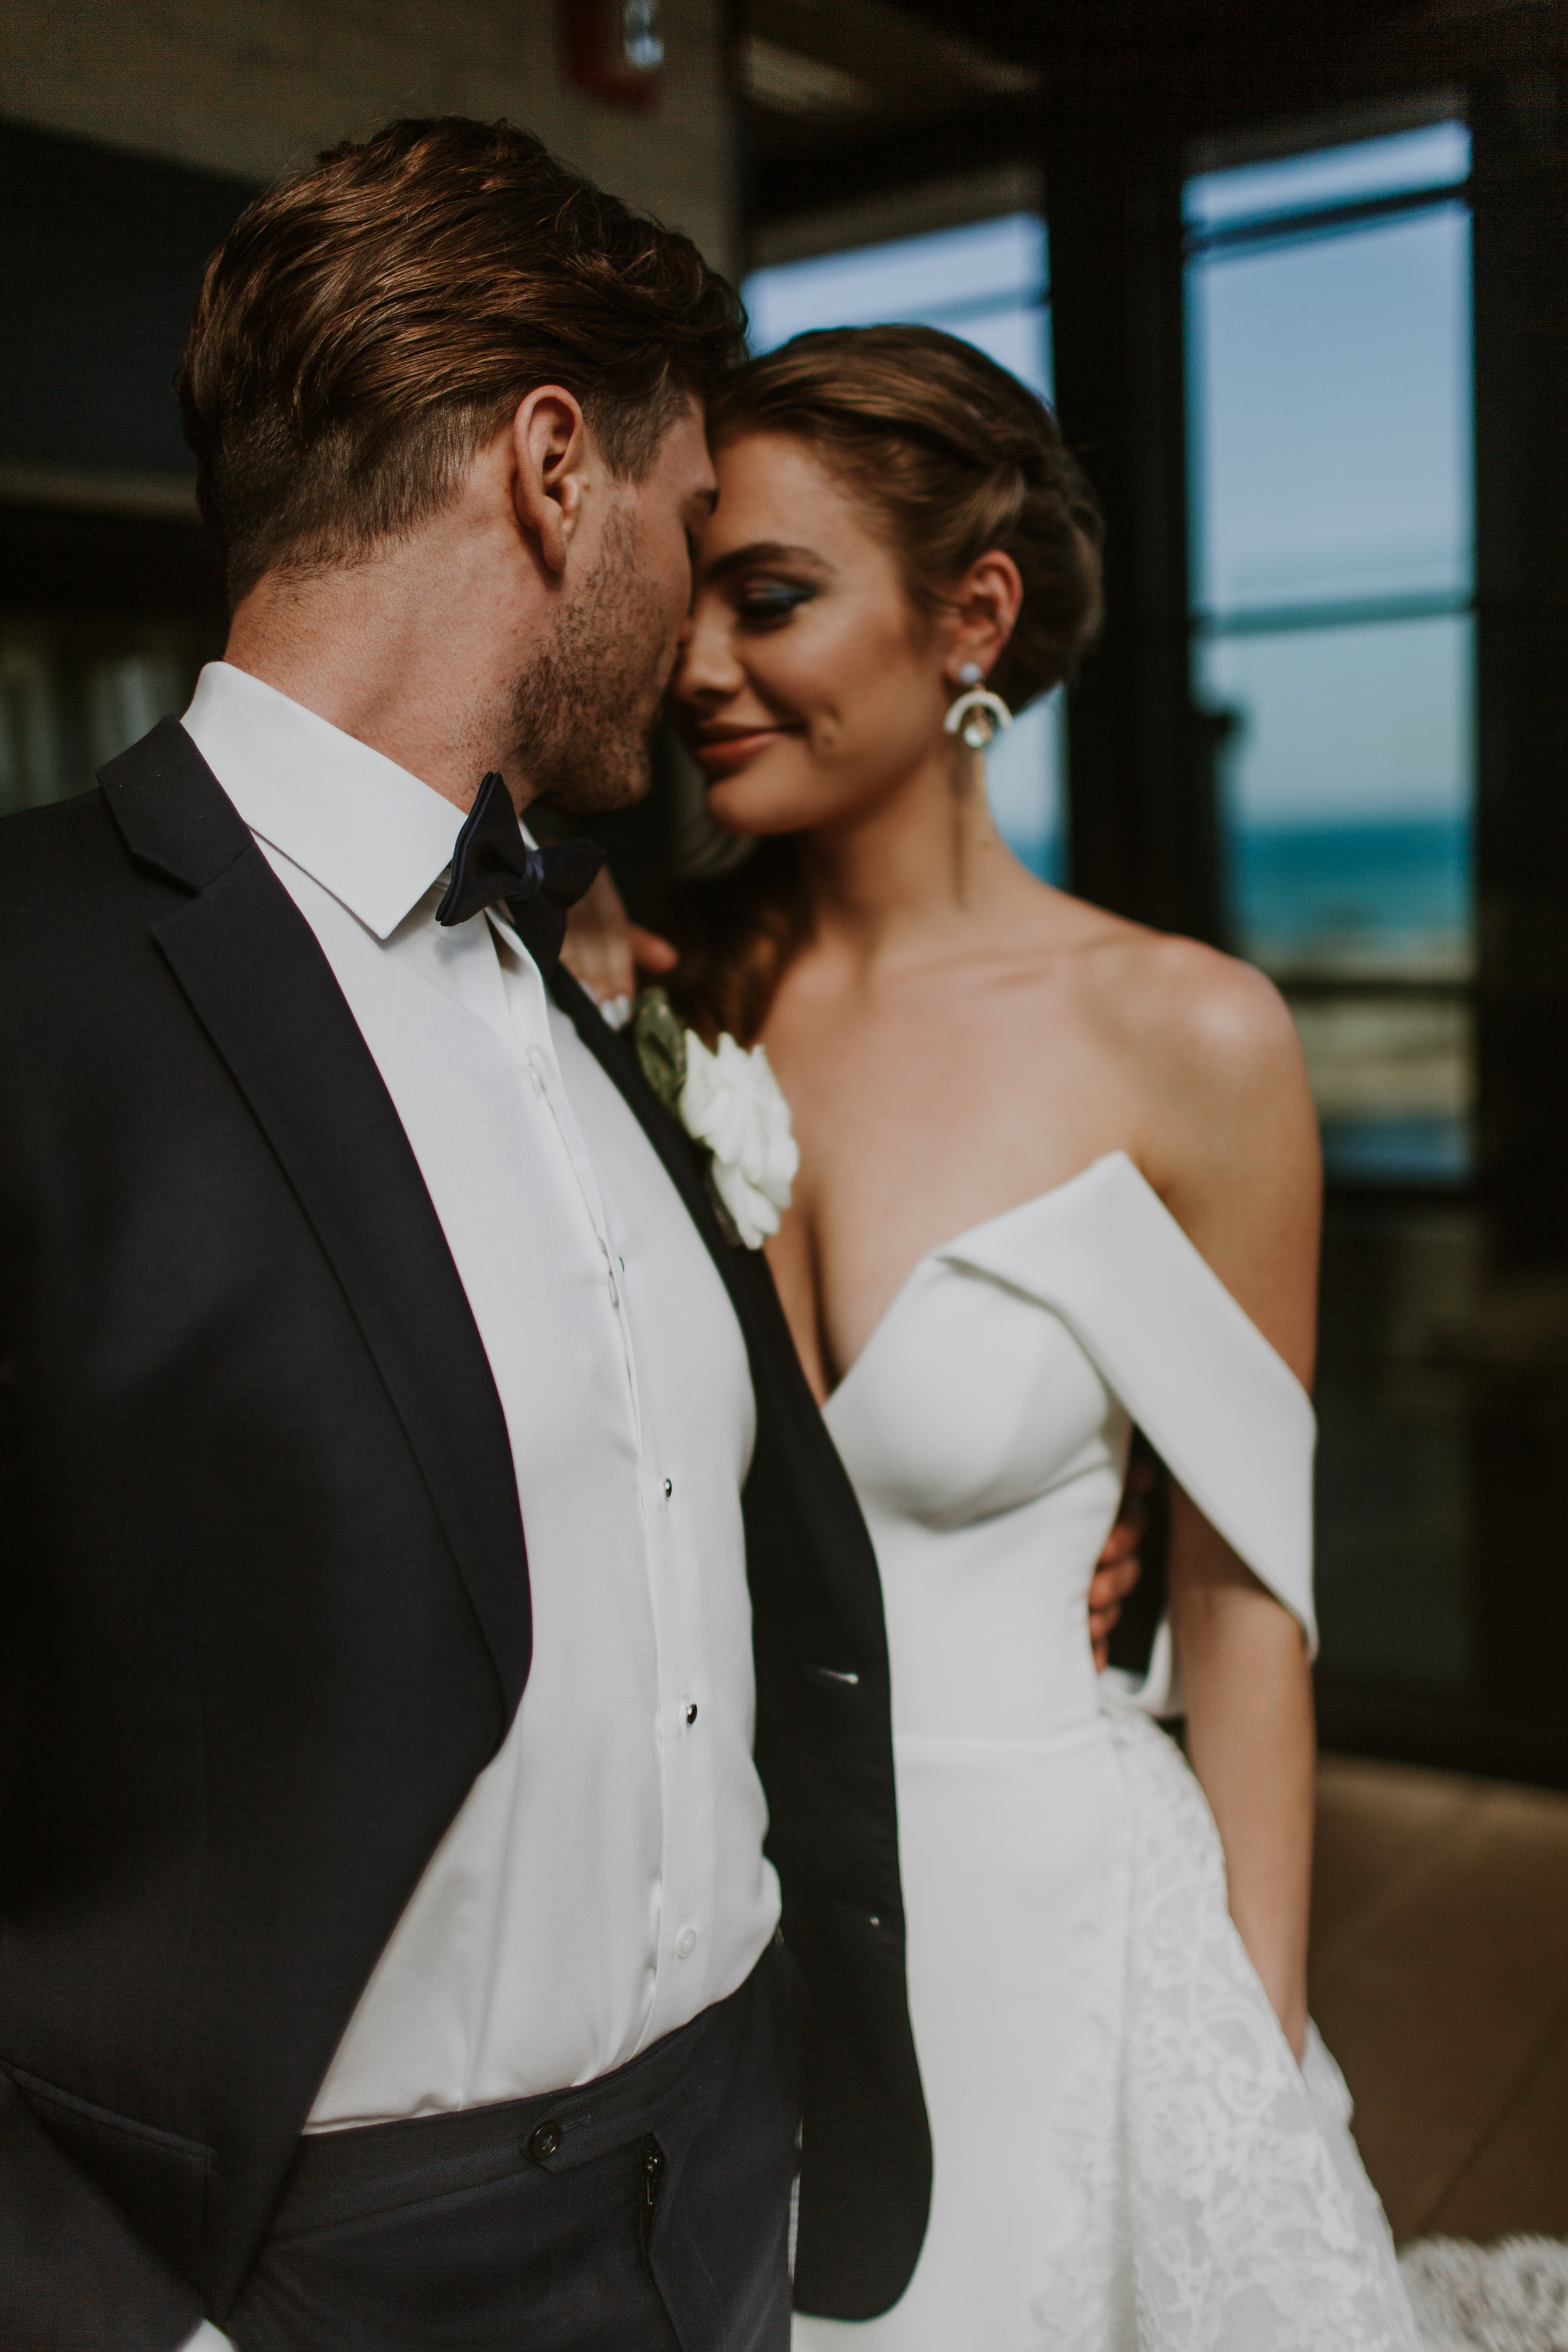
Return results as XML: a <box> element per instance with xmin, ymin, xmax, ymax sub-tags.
<box><xmin>1038</xmin><ymin>1699</ymin><xmax>1418</xmax><ymax>2351</ymax></box>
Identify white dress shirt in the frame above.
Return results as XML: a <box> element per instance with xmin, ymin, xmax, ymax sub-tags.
<box><xmin>182</xmin><ymin>662</ymin><xmax>780</xmax><ymax>2129</ymax></box>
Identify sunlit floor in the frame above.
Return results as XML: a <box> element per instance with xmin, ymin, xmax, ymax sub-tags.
<box><xmin>1312</xmin><ymin>1755</ymin><xmax>1568</xmax><ymax>2242</ymax></box>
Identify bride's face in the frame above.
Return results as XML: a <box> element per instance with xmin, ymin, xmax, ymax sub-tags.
<box><xmin>668</xmin><ymin>431</ymin><xmax>955</xmax><ymax>836</ymax></box>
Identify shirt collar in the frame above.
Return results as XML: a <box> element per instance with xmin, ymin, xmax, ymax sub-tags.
<box><xmin>180</xmin><ymin>661</ymin><xmax>478</xmax><ymax>941</ymax></box>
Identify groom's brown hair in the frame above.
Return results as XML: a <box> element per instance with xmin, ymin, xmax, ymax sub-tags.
<box><xmin>179</xmin><ymin>116</ymin><xmax>745</xmax><ymax>602</ymax></box>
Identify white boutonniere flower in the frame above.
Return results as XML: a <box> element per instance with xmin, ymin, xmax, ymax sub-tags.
<box><xmin>629</xmin><ymin>989</ymin><xmax>799</xmax><ymax>1249</ymax></box>
<box><xmin>681</xmin><ymin>1030</ymin><xmax>800</xmax><ymax>1249</ymax></box>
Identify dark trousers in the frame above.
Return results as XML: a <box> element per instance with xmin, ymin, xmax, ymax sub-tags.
<box><xmin>228</xmin><ymin>1944</ymin><xmax>803</xmax><ymax>2352</ymax></box>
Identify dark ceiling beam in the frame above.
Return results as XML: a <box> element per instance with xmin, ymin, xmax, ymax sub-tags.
<box><xmin>863</xmin><ymin>0</ymin><xmax>1416</xmax><ymax>90</ymax></box>
<box><xmin>885</xmin><ymin>0</ymin><xmax>1562</xmax><ymax>113</ymax></box>
<box><xmin>746</xmin><ymin>93</ymin><xmax>1037</xmax><ymax>227</ymax></box>
<box><xmin>744</xmin><ymin>0</ymin><xmax>1568</xmax><ymax>233</ymax></box>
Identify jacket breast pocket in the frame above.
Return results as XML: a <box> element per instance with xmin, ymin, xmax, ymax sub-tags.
<box><xmin>6</xmin><ymin>2061</ymin><xmax>214</xmax><ymax>2280</ymax></box>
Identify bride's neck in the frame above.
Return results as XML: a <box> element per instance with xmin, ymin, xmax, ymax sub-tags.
<box><xmin>798</xmin><ymin>738</ymin><xmax>1015</xmax><ymax>968</ymax></box>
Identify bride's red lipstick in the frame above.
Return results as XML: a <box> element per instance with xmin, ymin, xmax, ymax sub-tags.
<box><xmin>691</xmin><ymin>723</ymin><xmax>798</xmax><ymax>776</ymax></box>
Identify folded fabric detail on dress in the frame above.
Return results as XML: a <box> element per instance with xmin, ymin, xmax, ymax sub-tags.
<box><xmin>935</xmin><ymin>1151</ymin><xmax>1316</xmax><ymax>1714</ymax></box>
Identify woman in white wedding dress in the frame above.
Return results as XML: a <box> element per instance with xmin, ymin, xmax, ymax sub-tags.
<box><xmin>602</xmin><ymin>323</ymin><xmax>1422</xmax><ymax>2351</ymax></box>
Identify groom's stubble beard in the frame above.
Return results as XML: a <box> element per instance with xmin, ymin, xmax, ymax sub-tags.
<box><xmin>510</xmin><ymin>500</ymin><xmax>678</xmax><ymax>817</ymax></box>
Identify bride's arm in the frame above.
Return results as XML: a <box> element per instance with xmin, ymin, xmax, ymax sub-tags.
<box><xmin>1169</xmin><ymin>1502</ymin><xmax>1316</xmax><ymax>2059</ymax></box>
<box><xmin>1124</xmin><ymin>936</ymin><xmax>1322</xmax><ymax>2062</ymax></box>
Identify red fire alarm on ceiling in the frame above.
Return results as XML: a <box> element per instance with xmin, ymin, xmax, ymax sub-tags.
<box><xmin>562</xmin><ymin>0</ymin><xmax>665</xmax><ymax>110</ymax></box>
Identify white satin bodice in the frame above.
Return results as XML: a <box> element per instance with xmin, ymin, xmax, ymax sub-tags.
<box><xmin>828</xmin><ymin>1243</ymin><xmax>1129</xmax><ymax>1745</ymax></box>
<box><xmin>824</xmin><ymin>1150</ymin><xmax>1316</xmax><ymax>1731</ymax></box>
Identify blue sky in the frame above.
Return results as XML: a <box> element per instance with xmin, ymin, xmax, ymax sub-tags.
<box><xmin>1189</xmin><ymin>204</ymin><xmax>1473</xmax><ymax>617</ymax></box>
<box><xmin>744</xmin><ymin>212</ymin><xmax>1051</xmax><ymax>399</ymax></box>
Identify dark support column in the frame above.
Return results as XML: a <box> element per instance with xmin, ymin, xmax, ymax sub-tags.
<box><xmin>1045</xmin><ymin>121</ymin><xmax>1215</xmax><ymax>1678</ymax></box>
<box><xmin>1043</xmin><ymin>118</ymin><xmax>1222</xmax><ymax>944</ymax></box>
<box><xmin>1471</xmin><ymin>71</ymin><xmax>1568</xmax><ymax>1269</ymax></box>
<box><xmin>1467</xmin><ymin>73</ymin><xmax>1568</xmax><ymax>1736</ymax></box>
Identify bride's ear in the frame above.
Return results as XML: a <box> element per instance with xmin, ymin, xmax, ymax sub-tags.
<box><xmin>949</xmin><ymin>549</ymin><xmax>1024</xmax><ymax>683</ymax></box>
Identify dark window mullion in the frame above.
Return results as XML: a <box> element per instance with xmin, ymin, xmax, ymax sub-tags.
<box><xmin>1198</xmin><ymin>588</ymin><xmax>1474</xmax><ymax>640</ymax></box>
<box><xmin>1186</xmin><ymin>179</ymin><xmax>1470</xmax><ymax>262</ymax></box>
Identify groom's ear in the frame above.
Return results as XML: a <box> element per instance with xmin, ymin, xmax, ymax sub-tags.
<box><xmin>510</xmin><ymin>386</ymin><xmax>593</xmax><ymax>576</ymax></box>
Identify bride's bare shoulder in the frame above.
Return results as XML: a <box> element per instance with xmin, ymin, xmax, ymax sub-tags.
<box><xmin>1004</xmin><ymin>889</ymin><xmax>1319</xmax><ymax>1350</ymax></box>
<box><xmin>1103</xmin><ymin>928</ymin><xmax>1298</xmax><ymax>1081</ymax></box>
<box><xmin>1022</xmin><ymin>885</ymin><xmax>1308</xmax><ymax>1117</ymax></box>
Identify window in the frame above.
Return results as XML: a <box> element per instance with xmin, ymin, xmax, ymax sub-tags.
<box><xmin>1185</xmin><ymin>122</ymin><xmax>1475</xmax><ymax>1183</ymax></box>
<box><xmin>742</xmin><ymin>214</ymin><xmax>1065</xmax><ymax>882</ymax></box>
<box><xmin>0</xmin><ymin>613</ymin><xmax>217</xmax><ymax>816</ymax></box>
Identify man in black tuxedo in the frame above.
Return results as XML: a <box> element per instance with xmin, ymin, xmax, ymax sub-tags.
<box><xmin>0</xmin><ymin>117</ymin><xmax>931</xmax><ymax>2351</ymax></box>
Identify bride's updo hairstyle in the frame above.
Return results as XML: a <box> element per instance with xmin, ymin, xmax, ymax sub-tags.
<box><xmin>708</xmin><ymin>323</ymin><xmax>1103</xmax><ymax>713</ymax></box>
<box><xmin>662</xmin><ymin>323</ymin><xmax>1104</xmax><ymax>1043</ymax></box>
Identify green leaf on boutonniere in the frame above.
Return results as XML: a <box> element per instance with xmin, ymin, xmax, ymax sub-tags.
<box><xmin>630</xmin><ymin>987</ymin><xmax>687</xmax><ymax>1118</ymax></box>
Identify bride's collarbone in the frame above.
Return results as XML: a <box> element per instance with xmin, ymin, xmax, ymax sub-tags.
<box><xmin>785</xmin><ymin>1082</ymin><xmax>1144</xmax><ymax>1239</ymax></box>
<box><xmin>763</xmin><ymin>962</ymin><xmax>1185</xmax><ymax>1386</ymax></box>
<box><xmin>777</xmin><ymin>1153</ymin><xmax>1105</xmax><ymax>1405</ymax></box>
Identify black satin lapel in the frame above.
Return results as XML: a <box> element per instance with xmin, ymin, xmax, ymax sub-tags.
<box><xmin>99</xmin><ymin>713</ymin><xmax>254</xmax><ymax>889</ymax></box>
<box><xmin>548</xmin><ymin>971</ymin><xmax>830</xmax><ymax>1415</ymax></box>
<box><xmin>549</xmin><ymin>979</ymin><xmax>898</xmax><ymax>1761</ymax></box>
<box><xmin>549</xmin><ymin>970</ymin><xmax>740</xmax><ymax>1268</ymax></box>
<box><xmin>105</xmin><ymin>729</ymin><xmax>531</xmax><ymax>1725</ymax></box>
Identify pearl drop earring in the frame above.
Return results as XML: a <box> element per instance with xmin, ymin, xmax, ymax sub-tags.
<box><xmin>958</xmin><ymin>661</ymin><xmax>983</xmax><ymax>687</ymax></box>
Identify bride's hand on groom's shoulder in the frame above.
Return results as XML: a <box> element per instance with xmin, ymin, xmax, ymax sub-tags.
<box><xmin>561</xmin><ymin>865</ymin><xmax>677</xmax><ymax>1026</ymax></box>
<box><xmin>1089</xmin><ymin>1461</ymin><xmax>1154</xmax><ymax>1669</ymax></box>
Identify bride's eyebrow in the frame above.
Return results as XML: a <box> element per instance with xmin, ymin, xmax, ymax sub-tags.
<box><xmin>704</xmin><ymin>540</ymin><xmax>828</xmax><ymax>581</ymax></box>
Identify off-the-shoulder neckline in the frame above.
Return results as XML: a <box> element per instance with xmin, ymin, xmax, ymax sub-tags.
<box><xmin>823</xmin><ymin>1151</ymin><xmax>1137</xmax><ymax>1410</ymax></box>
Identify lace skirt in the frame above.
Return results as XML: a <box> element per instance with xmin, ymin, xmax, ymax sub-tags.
<box><xmin>794</xmin><ymin>1699</ymin><xmax>1421</xmax><ymax>2352</ymax></box>
<box><xmin>1036</xmin><ymin>1697</ymin><xmax>1420</xmax><ymax>2351</ymax></box>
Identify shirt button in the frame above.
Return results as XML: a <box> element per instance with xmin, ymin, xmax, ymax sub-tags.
<box><xmin>674</xmin><ymin>1925</ymin><xmax>698</xmax><ymax>1960</ymax></box>
<box><xmin>662</xmin><ymin>1478</ymin><xmax>673</xmax><ymax>1499</ymax></box>
<box><xmin>685</xmin><ymin>1702</ymin><xmax>698</xmax><ymax>1725</ymax></box>
<box><xmin>527</xmin><ymin>1058</ymin><xmax>544</xmax><ymax>1098</ymax></box>
<box><xmin>608</xmin><ymin>1269</ymin><xmax>619</xmax><ymax>1307</ymax></box>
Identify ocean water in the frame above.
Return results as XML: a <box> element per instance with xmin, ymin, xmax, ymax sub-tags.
<box><xmin>1233</xmin><ymin>814</ymin><xmax>1475</xmax><ymax>1183</ymax></box>
<box><xmin>1229</xmin><ymin>815</ymin><xmax>1472</xmax><ymax>966</ymax></box>
<box><xmin>998</xmin><ymin>815</ymin><xmax>1473</xmax><ymax>962</ymax></box>
<box><xmin>1320</xmin><ymin>1114</ymin><xmax>1472</xmax><ymax>1183</ymax></box>
<box><xmin>998</xmin><ymin>811</ymin><xmax>1477</xmax><ymax>1183</ymax></box>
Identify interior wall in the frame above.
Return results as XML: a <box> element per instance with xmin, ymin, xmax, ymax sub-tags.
<box><xmin>1</xmin><ymin>0</ymin><xmax>736</xmax><ymax>266</ymax></box>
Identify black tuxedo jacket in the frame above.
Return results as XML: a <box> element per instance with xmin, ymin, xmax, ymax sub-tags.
<box><xmin>0</xmin><ymin>720</ymin><xmax>930</xmax><ymax>2348</ymax></box>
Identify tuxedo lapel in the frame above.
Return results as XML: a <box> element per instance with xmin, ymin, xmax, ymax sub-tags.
<box><xmin>100</xmin><ymin>720</ymin><xmax>532</xmax><ymax>1724</ymax></box>
<box><xmin>548</xmin><ymin>972</ymin><xmax>889</xmax><ymax>1633</ymax></box>
<box><xmin>549</xmin><ymin>969</ymin><xmax>767</xmax><ymax>1330</ymax></box>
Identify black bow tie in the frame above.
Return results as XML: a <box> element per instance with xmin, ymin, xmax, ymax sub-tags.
<box><xmin>435</xmin><ymin>771</ymin><xmax>605</xmax><ymax>981</ymax></box>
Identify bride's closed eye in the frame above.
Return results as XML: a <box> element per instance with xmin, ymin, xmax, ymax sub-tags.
<box><xmin>732</xmin><ymin>576</ymin><xmax>819</xmax><ymax>627</ymax></box>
